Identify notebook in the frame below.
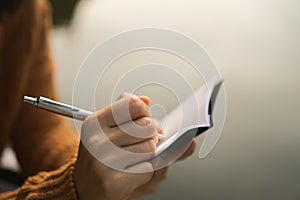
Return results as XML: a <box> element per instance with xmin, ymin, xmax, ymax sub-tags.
<box><xmin>151</xmin><ymin>78</ymin><xmax>223</xmax><ymax>168</ymax></box>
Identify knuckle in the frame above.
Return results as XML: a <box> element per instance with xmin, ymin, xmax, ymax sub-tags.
<box><xmin>129</xmin><ymin>96</ymin><xmax>148</xmax><ymax>116</ymax></box>
<box><xmin>134</xmin><ymin>118</ymin><xmax>156</xmax><ymax>138</ymax></box>
<box><xmin>139</xmin><ymin>117</ymin><xmax>153</xmax><ymax>127</ymax></box>
<box><xmin>117</xmin><ymin>92</ymin><xmax>130</xmax><ymax>100</ymax></box>
<box><xmin>128</xmin><ymin>95</ymin><xmax>140</xmax><ymax>106</ymax></box>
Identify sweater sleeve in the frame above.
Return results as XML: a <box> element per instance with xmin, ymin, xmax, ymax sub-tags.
<box><xmin>8</xmin><ymin>0</ymin><xmax>79</xmax><ymax>176</ymax></box>
<box><xmin>0</xmin><ymin>157</ymin><xmax>78</xmax><ymax>200</ymax></box>
<box><xmin>0</xmin><ymin>0</ymin><xmax>80</xmax><ymax>198</ymax></box>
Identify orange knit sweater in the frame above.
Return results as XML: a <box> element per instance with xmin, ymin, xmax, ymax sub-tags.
<box><xmin>0</xmin><ymin>0</ymin><xmax>79</xmax><ymax>199</ymax></box>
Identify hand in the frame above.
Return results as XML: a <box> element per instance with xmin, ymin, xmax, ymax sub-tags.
<box><xmin>130</xmin><ymin>93</ymin><xmax>197</xmax><ymax>199</ymax></box>
<box><xmin>74</xmin><ymin>94</ymin><xmax>160</xmax><ymax>200</ymax></box>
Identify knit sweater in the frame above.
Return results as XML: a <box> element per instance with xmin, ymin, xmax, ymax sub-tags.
<box><xmin>0</xmin><ymin>0</ymin><xmax>79</xmax><ymax>199</ymax></box>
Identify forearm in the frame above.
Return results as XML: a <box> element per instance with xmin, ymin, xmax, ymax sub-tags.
<box><xmin>11</xmin><ymin>113</ymin><xmax>79</xmax><ymax>176</ymax></box>
<box><xmin>8</xmin><ymin>0</ymin><xmax>79</xmax><ymax>176</ymax></box>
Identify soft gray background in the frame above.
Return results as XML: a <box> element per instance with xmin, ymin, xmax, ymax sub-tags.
<box><xmin>51</xmin><ymin>0</ymin><xmax>300</xmax><ymax>199</ymax></box>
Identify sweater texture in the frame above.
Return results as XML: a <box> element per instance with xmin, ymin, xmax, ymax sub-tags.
<box><xmin>0</xmin><ymin>0</ymin><xmax>80</xmax><ymax>199</ymax></box>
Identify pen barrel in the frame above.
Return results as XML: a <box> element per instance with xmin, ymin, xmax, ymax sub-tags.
<box><xmin>37</xmin><ymin>97</ymin><xmax>93</xmax><ymax>121</ymax></box>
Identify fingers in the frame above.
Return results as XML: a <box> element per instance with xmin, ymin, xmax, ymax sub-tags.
<box><xmin>125</xmin><ymin>161</ymin><xmax>154</xmax><ymax>175</ymax></box>
<box><xmin>108</xmin><ymin>117</ymin><xmax>158</xmax><ymax>146</ymax></box>
<box><xmin>93</xmin><ymin>93</ymin><xmax>158</xmax><ymax>148</ymax></box>
<box><xmin>116</xmin><ymin>92</ymin><xmax>151</xmax><ymax>106</ymax></box>
<box><xmin>96</xmin><ymin>94</ymin><xmax>150</xmax><ymax>127</ymax></box>
<box><xmin>77</xmin><ymin>93</ymin><xmax>164</xmax><ymax>200</ymax></box>
<box><xmin>81</xmin><ymin>93</ymin><xmax>160</xmax><ymax>167</ymax></box>
<box><xmin>123</xmin><ymin>137</ymin><xmax>158</xmax><ymax>154</ymax></box>
<box><xmin>153</xmin><ymin>118</ymin><xmax>163</xmax><ymax>134</ymax></box>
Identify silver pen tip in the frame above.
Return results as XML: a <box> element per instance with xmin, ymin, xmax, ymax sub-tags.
<box><xmin>23</xmin><ymin>96</ymin><xmax>37</xmax><ymax>105</ymax></box>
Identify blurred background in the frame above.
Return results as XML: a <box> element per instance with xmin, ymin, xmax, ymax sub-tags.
<box><xmin>49</xmin><ymin>0</ymin><xmax>300</xmax><ymax>199</ymax></box>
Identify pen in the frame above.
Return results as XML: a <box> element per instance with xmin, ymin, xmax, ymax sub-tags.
<box><xmin>23</xmin><ymin>96</ymin><xmax>165</xmax><ymax>139</ymax></box>
<box><xmin>23</xmin><ymin>96</ymin><xmax>93</xmax><ymax>121</ymax></box>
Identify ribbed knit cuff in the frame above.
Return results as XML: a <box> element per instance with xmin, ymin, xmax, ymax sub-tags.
<box><xmin>1</xmin><ymin>158</ymin><xmax>79</xmax><ymax>200</ymax></box>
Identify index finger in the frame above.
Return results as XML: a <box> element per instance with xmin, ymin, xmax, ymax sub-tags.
<box><xmin>96</xmin><ymin>94</ymin><xmax>150</xmax><ymax>127</ymax></box>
